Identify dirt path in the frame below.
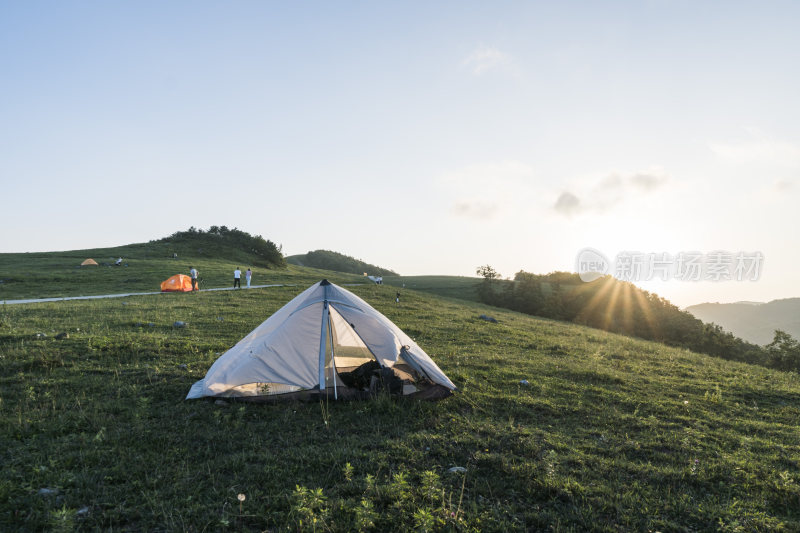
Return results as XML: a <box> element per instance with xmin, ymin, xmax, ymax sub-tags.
<box><xmin>1</xmin><ymin>284</ymin><xmax>289</xmax><ymax>305</ymax></box>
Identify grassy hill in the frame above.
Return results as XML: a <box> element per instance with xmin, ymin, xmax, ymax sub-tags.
<box><xmin>287</xmin><ymin>250</ymin><xmax>399</xmax><ymax>277</ymax></box>
<box><xmin>0</xmin><ymin>230</ymin><xmax>366</xmax><ymax>301</ymax></box>
<box><xmin>463</xmin><ymin>272</ymin><xmax>793</xmax><ymax>375</ymax></box>
<box><xmin>2</xmin><ymin>271</ymin><xmax>799</xmax><ymax>530</ymax></box>
<box><xmin>686</xmin><ymin>299</ymin><xmax>800</xmax><ymax>345</ymax></box>
<box><xmin>382</xmin><ymin>275</ymin><xmax>482</xmax><ymax>302</ymax></box>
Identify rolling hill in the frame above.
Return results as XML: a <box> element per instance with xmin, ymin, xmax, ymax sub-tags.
<box><xmin>2</xmin><ymin>274</ymin><xmax>799</xmax><ymax>530</ymax></box>
<box><xmin>1</xmin><ymin>232</ymin><xmax>799</xmax><ymax>530</ymax></box>
<box><xmin>686</xmin><ymin>298</ymin><xmax>800</xmax><ymax>345</ymax></box>
<box><xmin>0</xmin><ymin>228</ymin><xmax>364</xmax><ymax>301</ymax></box>
<box><xmin>286</xmin><ymin>249</ymin><xmax>398</xmax><ymax>277</ymax></box>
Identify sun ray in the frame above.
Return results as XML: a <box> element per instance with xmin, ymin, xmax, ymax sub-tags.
<box><xmin>602</xmin><ymin>281</ymin><xmax>624</xmax><ymax>332</ymax></box>
<box><xmin>631</xmin><ymin>286</ymin><xmax>660</xmax><ymax>340</ymax></box>
<box><xmin>618</xmin><ymin>282</ymin><xmax>636</xmax><ymax>335</ymax></box>
<box><xmin>569</xmin><ymin>277</ymin><xmax>662</xmax><ymax>340</ymax></box>
<box><xmin>573</xmin><ymin>276</ymin><xmax>616</xmax><ymax>326</ymax></box>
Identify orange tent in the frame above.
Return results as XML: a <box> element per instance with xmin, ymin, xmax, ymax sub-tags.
<box><xmin>161</xmin><ymin>274</ymin><xmax>195</xmax><ymax>292</ymax></box>
<box><xmin>81</xmin><ymin>258</ymin><xmax>98</xmax><ymax>266</ymax></box>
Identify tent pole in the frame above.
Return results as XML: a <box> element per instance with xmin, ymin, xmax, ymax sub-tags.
<box><xmin>328</xmin><ymin>309</ymin><xmax>337</xmax><ymax>400</ymax></box>
<box><xmin>318</xmin><ymin>300</ymin><xmax>329</xmax><ymax>396</ymax></box>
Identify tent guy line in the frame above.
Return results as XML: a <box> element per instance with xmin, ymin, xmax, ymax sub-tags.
<box><xmin>1</xmin><ymin>284</ymin><xmax>292</xmax><ymax>306</ymax></box>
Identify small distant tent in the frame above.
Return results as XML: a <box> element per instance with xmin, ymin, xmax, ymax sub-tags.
<box><xmin>161</xmin><ymin>274</ymin><xmax>194</xmax><ymax>292</ymax></box>
<box><xmin>80</xmin><ymin>258</ymin><xmax>98</xmax><ymax>266</ymax></box>
<box><xmin>186</xmin><ymin>279</ymin><xmax>456</xmax><ymax>401</ymax></box>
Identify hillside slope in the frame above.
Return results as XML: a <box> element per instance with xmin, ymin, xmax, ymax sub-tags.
<box><xmin>687</xmin><ymin>298</ymin><xmax>800</xmax><ymax>344</ymax></box>
<box><xmin>287</xmin><ymin>249</ymin><xmax>398</xmax><ymax>277</ymax></box>
<box><xmin>382</xmin><ymin>274</ymin><xmax>482</xmax><ymax>302</ymax></box>
<box><xmin>0</xmin><ymin>231</ymin><xmax>362</xmax><ymax>301</ymax></box>
<box><xmin>1</xmin><ymin>282</ymin><xmax>798</xmax><ymax>531</ymax></box>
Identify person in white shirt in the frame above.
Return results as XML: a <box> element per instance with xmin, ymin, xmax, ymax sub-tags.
<box><xmin>246</xmin><ymin>268</ymin><xmax>252</xmax><ymax>288</ymax></box>
<box><xmin>233</xmin><ymin>267</ymin><xmax>242</xmax><ymax>289</ymax></box>
<box><xmin>189</xmin><ymin>267</ymin><xmax>199</xmax><ymax>291</ymax></box>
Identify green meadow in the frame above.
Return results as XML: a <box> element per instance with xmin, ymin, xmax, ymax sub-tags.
<box><xmin>1</xmin><ymin>244</ymin><xmax>799</xmax><ymax>531</ymax></box>
<box><xmin>382</xmin><ymin>276</ymin><xmax>482</xmax><ymax>303</ymax></box>
<box><xmin>0</xmin><ymin>246</ymin><xmax>359</xmax><ymax>302</ymax></box>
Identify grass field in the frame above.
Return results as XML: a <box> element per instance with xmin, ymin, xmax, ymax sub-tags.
<box><xmin>2</xmin><ymin>275</ymin><xmax>799</xmax><ymax>531</ymax></box>
<box><xmin>380</xmin><ymin>274</ymin><xmax>584</xmax><ymax>305</ymax></box>
<box><xmin>0</xmin><ymin>242</ymin><xmax>364</xmax><ymax>301</ymax></box>
<box><xmin>381</xmin><ymin>276</ymin><xmax>482</xmax><ymax>303</ymax></box>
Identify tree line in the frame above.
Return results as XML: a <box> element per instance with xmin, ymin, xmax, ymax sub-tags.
<box><xmin>161</xmin><ymin>226</ymin><xmax>285</xmax><ymax>267</ymax></box>
<box><xmin>476</xmin><ymin>265</ymin><xmax>800</xmax><ymax>373</ymax></box>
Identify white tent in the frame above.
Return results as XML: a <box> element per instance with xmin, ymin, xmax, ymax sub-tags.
<box><xmin>186</xmin><ymin>280</ymin><xmax>455</xmax><ymax>400</ymax></box>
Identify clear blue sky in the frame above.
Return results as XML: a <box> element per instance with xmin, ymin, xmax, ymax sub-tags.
<box><xmin>1</xmin><ymin>1</ymin><xmax>798</xmax><ymax>306</ymax></box>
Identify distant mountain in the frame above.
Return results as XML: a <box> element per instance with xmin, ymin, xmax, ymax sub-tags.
<box><xmin>286</xmin><ymin>250</ymin><xmax>398</xmax><ymax>277</ymax></box>
<box><xmin>685</xmin><ymin>298</ymin><xmax>800</xmax><ymax>345</ymax></box>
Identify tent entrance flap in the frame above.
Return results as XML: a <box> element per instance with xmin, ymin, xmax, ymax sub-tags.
<box><xmin>328</xmin><ymin>305</ymin><xmax>379</xmax><ymax>371</ymax></box>
<box><xmin>319</xmin><ymin>305</ymin><xmax>379</xmax><ymax>393</ymax></box>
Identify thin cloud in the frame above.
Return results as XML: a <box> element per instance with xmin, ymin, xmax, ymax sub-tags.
<box><xmin>553</xmin><ymin>192</ymin><xmax>582</xmax><ymax>216</ymax></box>
<box><xmin>451</xmin><ymin>201</ymin><xmax>500</xmax><ymax>220</ymax></box>
<box><xmin>553</xmin><ymin>169</ymin><xmax>670</xmax><ymax>216</ymax></box>
<box><xmin>591</xmin><ymin>173</ymin><xmax>626</xmax><ymax>210</ymax></box>
<box><xmin>439</xmin><ymin>160</ymin><xmax>541</xmax><ymax>221</ymax></box>
<box><xmin>462</xmin><ymin>46</ymin><xmax>513</xmax><ymax>76</ymax></box>
<box><xmin>630</xmin><ymin>172</ymin><xmax>667</xmax><ymax>191</ymax></box>
<box><xmin>597</xmin><ymin>173</ymin><xmax>623</xmax><ymax>191</ymax></box>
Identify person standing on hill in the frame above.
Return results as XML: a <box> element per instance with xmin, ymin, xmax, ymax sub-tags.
<box><xmin>189</xmin><ymin>266</ymin><xmax>199</xmax><ymax>291</ymax></box>
<box><xmin>233</xmin><ymin>267</ymin><xmax>242</xmax><ymax>289</ymax></box>
<box><xmin>246</xmin><ymin>268</ymin><xmax>252</xmax><ymax>288</ymax></box>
